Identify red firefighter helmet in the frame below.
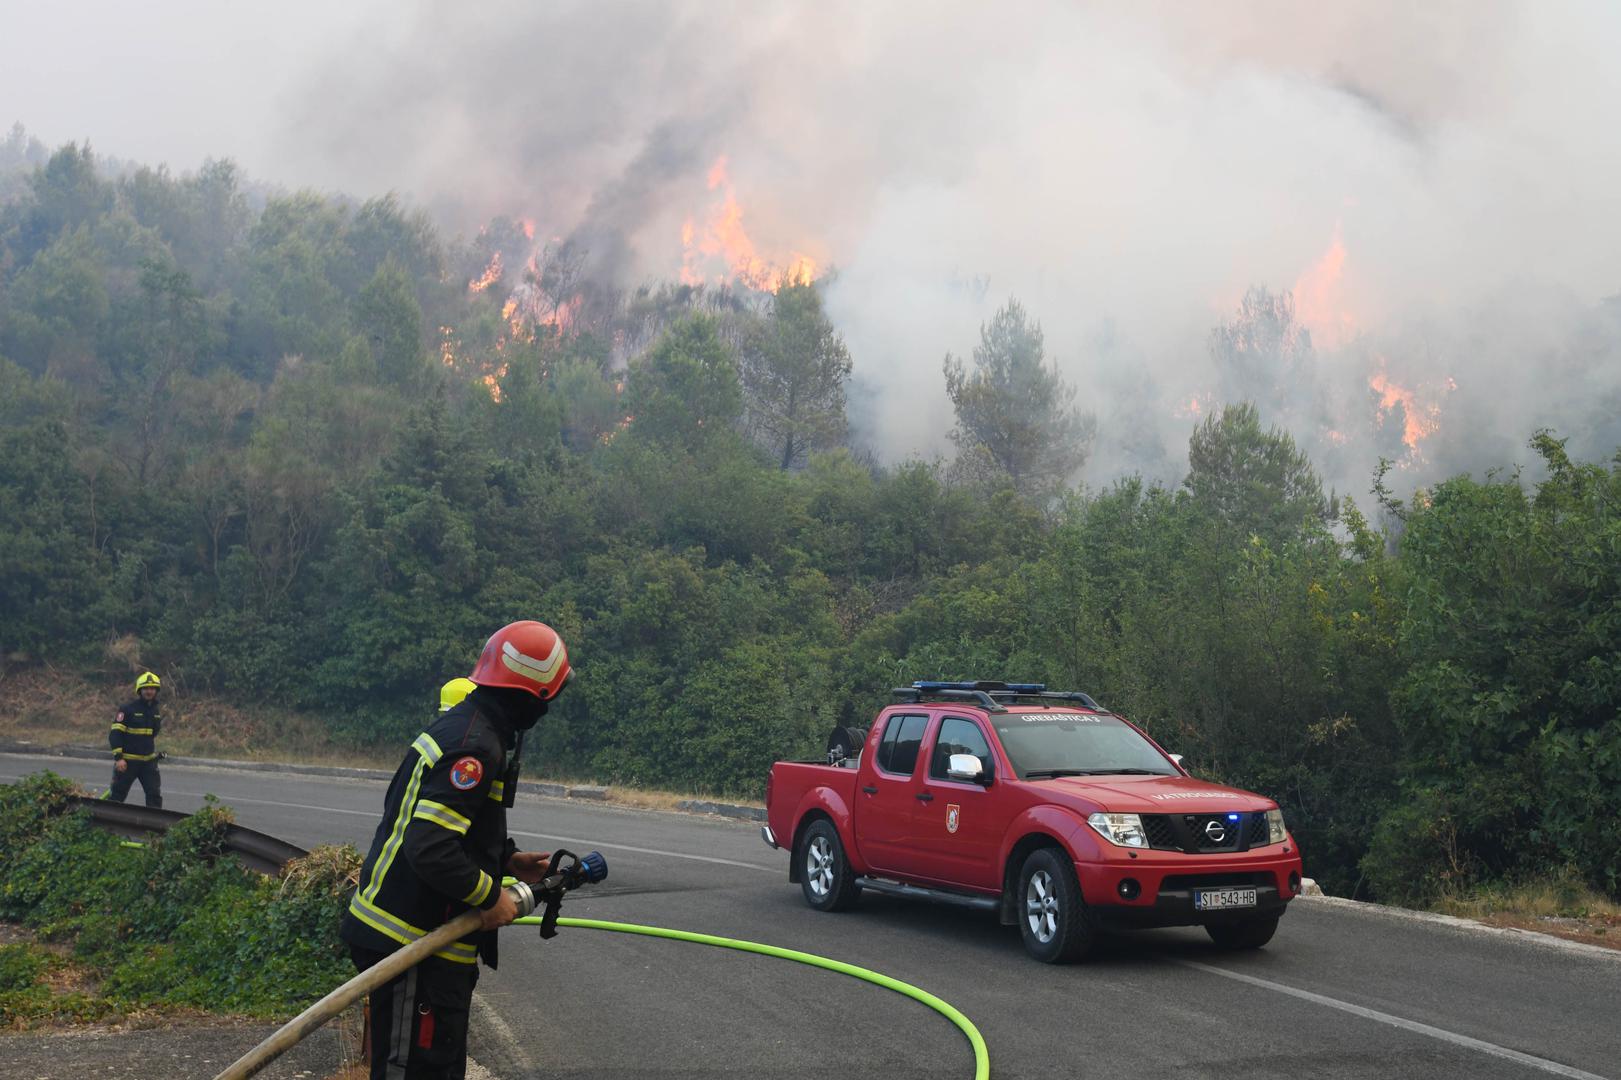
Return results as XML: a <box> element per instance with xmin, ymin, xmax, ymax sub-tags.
<box><xmin>469</xmin><ymin>621</ymin><xmax>572</xmax><ymax>700</ymax></box>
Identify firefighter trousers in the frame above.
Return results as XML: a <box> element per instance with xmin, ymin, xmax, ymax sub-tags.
<box><xmin>351</xmin><ymin>945</ymin><xmax>478</xmax><ymax>1080</ymax></box>
<box><xmin>107</xmin><ymin>760</ymin><xmax>162</xmax><ymax>808</ymax></box>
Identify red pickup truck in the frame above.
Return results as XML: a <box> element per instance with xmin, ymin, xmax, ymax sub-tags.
<box><xmin>763</xmin><ymin>682</ymin><xmax>1304</xmax><ymax>962</ymax></box>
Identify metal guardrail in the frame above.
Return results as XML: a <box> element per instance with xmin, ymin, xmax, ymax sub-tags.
<box><xmin>69</xmin><ymin>795</ymin><xmax>309</xmax><ymax>875</ymax></box>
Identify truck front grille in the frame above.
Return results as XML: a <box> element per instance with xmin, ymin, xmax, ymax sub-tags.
<box><xmin>1140</xmin><ymin>812</ymin><xmax>1273</xmax><ymax>853</ymax></box>
<box><xmin>1143</xmin><ymin>814</ymin><xmax>1180</xmax><ymax>850</ymax></box>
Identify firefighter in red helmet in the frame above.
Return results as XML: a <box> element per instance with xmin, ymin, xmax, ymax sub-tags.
<box><xmin>341</xmin><ymin>621</ymin><xmax>571</xmax><ymax>1078</ymax></box>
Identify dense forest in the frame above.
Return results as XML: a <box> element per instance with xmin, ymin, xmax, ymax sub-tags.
<box><xmin>1</xmin><ymin>135</ymin><xmax>1617</xmax><ymax>904</ymax></box>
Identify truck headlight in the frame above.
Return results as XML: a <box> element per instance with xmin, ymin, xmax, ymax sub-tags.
<box><xmin>1087</xmin><ymin>812</ymin><xmax>1148</xmax><ymax>848</ymax></box>
<box><xmin>1266</xmin><ymin>808</ymin><xmax>1287</xmax><ymax>845</ymax></box>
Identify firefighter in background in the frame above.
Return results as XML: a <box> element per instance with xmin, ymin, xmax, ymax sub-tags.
<box><xmin>438</xmin><ymin>677</ymin><xmax>476</xmax><ymax>714</ymax></box>
<box><xmin>342</xmin><ymin>622</ymin><xmax>570</xmax><ymax>1079</ymax></box>
<box><xmin>108</xmin><ymin>672</ymin><xmax>164</xmax><ymax>808</ymax></box>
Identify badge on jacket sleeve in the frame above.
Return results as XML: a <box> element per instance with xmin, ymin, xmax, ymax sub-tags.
<box><xmin>450</xmin><ymin>756</ymin><xmax>484</xmax><ymax>790</ymax></box>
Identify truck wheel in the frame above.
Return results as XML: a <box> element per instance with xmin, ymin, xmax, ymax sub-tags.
<box><xmin>1205</xmin><ymin>915</ymin><xmax>1280</xmax><ymax>950</ymax></box>
<box><xmin>799</xmin><ymin>819</ymin><xmax>860</xmax><ymax>912</ymax></box>
<box><xmin>1017</xmin><ymin>848</ymin><xmax>1095</xmax><ymax>963</ymax></box>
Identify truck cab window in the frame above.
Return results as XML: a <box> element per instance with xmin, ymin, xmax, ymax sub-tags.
<box><xmin>929</xmin><ymin>717</ymin><xmax>994</xmax><ymax>780</ymax></box>
<box><xmin>877</xmin><ymin>714</ymin><xmax>928</xmax><ymax>776</ymax></box>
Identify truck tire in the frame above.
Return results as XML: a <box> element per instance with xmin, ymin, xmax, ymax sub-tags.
<box><xmin>1017</xmin><ymin>847</ymin><xmax>1096</xmax><ymax>963</ymax></box>
<box><xmin>799</xmin><ymin>819</ymin><xmax>860</xmax><ymax>912</ymax></box>
<box><xmin>1205</xmin><ymin>915</ymin><xmax>1280</xmax><ymax>950</ymax></box>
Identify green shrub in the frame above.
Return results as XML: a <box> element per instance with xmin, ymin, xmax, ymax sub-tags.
<box><xmin>0</xmin><ymin>942</ymin><xmax>116</xmax><ymax>1027</ymax></box>
<box><xmin>1361</xmin><ymin>788</ymin><xmax>1480</xmax><ymax>906</ymax></box>
<box><xmin>0</xmin><ymin>944</ymin><xmax>48</xmax><ymax>992</ymax></box>
<box><xmin>0</xmin><ymin>775</ymin><xmax>359</xmax><ymax>1018</ymax></box>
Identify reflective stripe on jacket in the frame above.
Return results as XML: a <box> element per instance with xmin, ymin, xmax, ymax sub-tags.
<box><xmin>340</xmin><ymin>701</ymin><xmax>516</xmax><ymax>968</ymax></box>
<box><xmin>110</xmin><ymin>699</ymin><xmax>161</xmax><ymax>760</ymax></box>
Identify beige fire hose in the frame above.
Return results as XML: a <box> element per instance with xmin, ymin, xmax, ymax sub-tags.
<box><xmin>212</xmin><ymin>882</ymin><xmax>540</xmax><ymax>1080</ymax></box>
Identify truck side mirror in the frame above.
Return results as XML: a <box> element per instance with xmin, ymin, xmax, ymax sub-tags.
<box><xmin>946</xmin><ymin>754</ymin><xmax>992</xmax><ymax>785</ymax></box>
<box><xmin>1169</xmin><ymin>753</ymin><xmax>1185</xmax><ymax>769</ymax></box>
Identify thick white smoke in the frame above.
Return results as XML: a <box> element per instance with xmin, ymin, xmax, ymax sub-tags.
<box><xmin>269</xmin><ymin>1</ymin><xmax>1621</xmax><ymax>493</ymax></box>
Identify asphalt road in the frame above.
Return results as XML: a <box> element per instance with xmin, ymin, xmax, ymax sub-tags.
<box><xmin>5</xmin><ymin>753</ymin><xmax>1618</xmax><ymax>1080</ymax></box>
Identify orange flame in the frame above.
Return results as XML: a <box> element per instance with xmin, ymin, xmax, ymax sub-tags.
<box><xmin>598</xmin><ymin>414</ymin><xmax>635</xmax><ymax>446</ymax></box>
<box><xmin>681</xmin><ymin>155</ymin><xmax>818</xmax><ymax>292</ymax></box>
<box><xmin>469</xmin><ymin>251</ymin><xmax>503</xmax><ymax>293</ymax></box>
<box><xmin>1174</xmin><ymin>393</ymin><xmax>1213</xmax><ymax>420</ymax></box>
<box><xmin>1369</xmin><ymin>359</ymin><xmax>1444</xmax><ymax>451</ymax></box>
<box><xmin>495</xmin><ymin>280</ymin><xmax>581</xmax><ymax>344</ymax></box>
<box><xmin>1292</xmin><ymin>224</ymin><xmax>1355</xmax><ymax>350</ymax></box>
<box><xmin>482</xmin><ymin>365</ymin><xmax>509</xmax><ymax>403</ymax></box>
<box><xmin>439</xmin><ymin>325</ymin><xmax>507</xmax><ymax>402</ymax></box>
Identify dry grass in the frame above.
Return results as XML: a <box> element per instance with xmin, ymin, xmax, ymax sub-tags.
<box><xmin>280</xmin><ymin>845</ymin><xmax>364</xmax><ymax>894</ymax></box>
<box><xmin>0</xmin><ymin>666</ymin><xmax>766</xmax><ymax>816</ymax></box>
<box><xmin>589</xmin><ymin>784</ymin><xmax>761</xmax><ymax>813</ymax></box>
<box><xmin>0</xmin><ymin>666</ymin><xmax>398</xmax><ymax>770</ymax></box>
<box><xmin>592</xmin><ymin>786</ymin><xmax>690</xmax><ymax>812</ymax></box>
<box><xmin>1433</xmin><ymin>872</ymin><xmax>1621</xmax><ymax>949</ymax></box>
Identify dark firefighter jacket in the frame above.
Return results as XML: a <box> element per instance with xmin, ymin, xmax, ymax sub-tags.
<box><xmin>341</xmin><ymin>692</ymin><xmax>518</xmax><ymax>968</ymax></box>
<box><xmin>110</xmin><ymin>699</ymin><xmax>161</xmax><ymax>761</ymax></box>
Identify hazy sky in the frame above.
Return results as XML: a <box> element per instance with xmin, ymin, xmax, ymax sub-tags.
<box><xmin>0</xmin><ymin>0</ymin><xmax>391</xmax><ymax>177</ymax></box>
<box><xmin>5</xmin><ymin>2</ymin><xmax>1620</xmax><ymax>491</ymax></box>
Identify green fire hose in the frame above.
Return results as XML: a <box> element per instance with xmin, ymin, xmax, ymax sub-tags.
<box><xmin>523</xmin><ymin>915</ymin><xmax>991</xmax><ymax>1080</ymax></box>
<box><xmin>214</xmin><ymin>855</ymin><xmax>988</xmax><ymax>1080</ymax></box>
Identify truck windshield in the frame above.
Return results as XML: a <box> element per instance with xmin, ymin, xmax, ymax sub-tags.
<box><xmin>992</xmin><ymin>713</ymin><xmax>1176</xmax><ymax>778</ymax></box>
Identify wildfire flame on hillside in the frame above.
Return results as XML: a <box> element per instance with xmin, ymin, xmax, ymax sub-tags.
<box><xmin>468</xmin><ymin>251</ymin><xmax>504</xmax><ymax>293</ymax></box>
<box><xmin>482</xmin><ymin>367</ymin><xmax>508</xmax><ymax>402</ymax></box>
<box><xmin>680</xmin><ymin>155</ymin><xmax>818</xmax><ymax>292</ymax></box>
<box><xmin>1369</xmin><ymin>359</ymin><xmax>1453</xmax><ymax>453</ymax></box>
<box><xmin>1292</xmin><ymin>224</ymin><xmax>1355</xmax><ymax>350</ymax></box>
<box><xmin>1175</xmin><ymin>393</ymin><xmax>1213</xmax><ymax>420</ymax></box>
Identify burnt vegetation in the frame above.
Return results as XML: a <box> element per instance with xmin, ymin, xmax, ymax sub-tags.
<box><xmin>1</xmin><ymin>138</ymin><xmax>1618</xmax><ymax>905</ymax></box>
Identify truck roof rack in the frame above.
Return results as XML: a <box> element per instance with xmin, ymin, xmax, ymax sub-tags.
<box><xmin>891</xmin><ymin>681</ymin><xmax>1104</xmax><ymax>712</ymax></box>
<box><xmin>891</xmin><ymin>686</ymin><xmax>1007</xmax><ymax>712</ymax></box>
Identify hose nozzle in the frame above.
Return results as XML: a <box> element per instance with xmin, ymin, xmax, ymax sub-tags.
<box><xmin>532</xmin><ymin>849</ymin><xmax>607</xmax><ymax>939</ymax></box>
<box><xmin>577</xmin><ymin>849</ymin><xmax>608</xmax><ymax>885</ymax></box>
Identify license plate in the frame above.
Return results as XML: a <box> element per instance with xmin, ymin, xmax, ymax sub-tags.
<box><xmin>1194</xmin><ymin>887</ymin><xmax>1258</xmax><ymax>911</ymax></box>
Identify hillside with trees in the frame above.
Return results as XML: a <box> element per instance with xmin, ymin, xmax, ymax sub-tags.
<box><xmin>1</xmin><ymin>139</ymin><xmax>1618</xmax><ymax>905</ymax></box>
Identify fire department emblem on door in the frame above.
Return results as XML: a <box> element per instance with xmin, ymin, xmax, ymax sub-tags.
<box><xmin>946</xmin><ymin>804</ymin><xmax>961</xmax><ymax>834</ymax></box>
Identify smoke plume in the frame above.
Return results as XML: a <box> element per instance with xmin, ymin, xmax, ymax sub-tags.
<box><xmin>274</xmin><ymin>1</ymin><xmax>1621</xmax><ymax>496</ymax></box>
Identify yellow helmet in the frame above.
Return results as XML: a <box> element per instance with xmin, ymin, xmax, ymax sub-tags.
<box><xmin>439</xmin><ymin>677</ymin><xmax>477</xmax><ymax>713</ymax></box>
<box><xmin>135</xmin><ymin>672</ymin><xmax>161</xmax><ymax>691</ymax></box>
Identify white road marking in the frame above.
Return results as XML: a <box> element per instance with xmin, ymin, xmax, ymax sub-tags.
<box><xmin>1178</xmin><ymin>959</ymin><xmax>1614</xmax><ymax>1080</ymax></box>
<box><xmin>470</xmin><ymin>993</ymin><xmax>534</xmax><ymax>1075</ymax></box>
<box><xmin>0</xmin><ymin>771</ymin><xmax>779</xmax><ymax>874</ymax></box>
